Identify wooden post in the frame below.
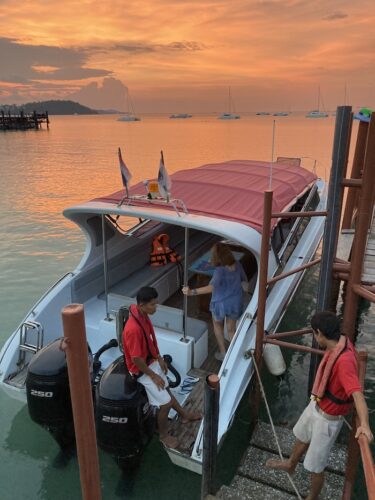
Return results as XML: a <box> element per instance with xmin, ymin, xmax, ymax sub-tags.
<box><xmin>308</xmin><ymin>106</ymin><xmax>352</xmax><ymax>392</ymax></box>
<box><xmin>61</xmin><ymin>304</ymin><xmax>102</xmax><ymax>500</ymax></box>
<box><xmin>253</xmin><ymin>190</ymin><xmax>273</xmax><ymax>419</ymax></box>
<box><xmin>201</xmin><ymin>374</ymin><xmax>220</xmax><ymax>500</ymax></box>
<box><xmin>342</xmin><ymin>115</ymin><xmax>375</xmax><ymax>339</ymax></box>
<box><xmin>342</xmin><ymin>120</ymin><xmax>369</xmax><ymax>229</ymax></box>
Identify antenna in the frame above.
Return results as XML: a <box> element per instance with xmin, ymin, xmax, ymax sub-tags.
<box><xmin>269</xmin><ymin>120</ymin><xmax>276</xmax><ymax>190</ymax></box>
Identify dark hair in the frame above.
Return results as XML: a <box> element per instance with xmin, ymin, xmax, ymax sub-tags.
<box><xmin>136</xmin><ymin>286</ymin><xmax>158</xmax><ymax>305</ymax></box>
<box><xmin>211</xmin><ymin>242</ymin><xmax>235</xmax><ymax>267</ymax></box>
<box><xmin>311</xmin><ymin>311</ymin><xmax>341</xmax><ymax>341</ymax></box>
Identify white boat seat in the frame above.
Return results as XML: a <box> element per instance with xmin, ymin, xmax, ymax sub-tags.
<box><xmin>109</xmin><ymin>293</ymin><xmax>208</xmax><ymax>368</ymax></box>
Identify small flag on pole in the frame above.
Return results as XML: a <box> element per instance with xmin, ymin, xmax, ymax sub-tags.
<box><xmin>158</xmin><ymin>150</ymin><xmax>172</xmax><ymax>202</ymax></box>
<box><xmin>118</xmin><ymin>147</ymin><xmax>132</xmax><ymax>197</ymax></box>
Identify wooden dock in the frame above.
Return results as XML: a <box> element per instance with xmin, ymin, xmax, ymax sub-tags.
<box><xmin>214</xmin><ymin>422</ymin><xmax>347</xmax><ymax>499</ymax></box>
<box><xmin>0</xmin><ymin>110</ymin><xmax>49</xmax><ymax>131</ymax></box>
<box><xmin>362</xmin><ymin>207</ymin><xmax>375</xmax><ymax>285</ymax></box>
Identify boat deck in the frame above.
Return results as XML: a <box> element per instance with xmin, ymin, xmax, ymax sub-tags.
<box><xmin>164</xmin><ymin>284</ymin><xmax>227</xmax><ymax>455</ymax></box>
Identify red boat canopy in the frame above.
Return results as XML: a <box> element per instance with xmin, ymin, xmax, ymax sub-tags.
<box><xmin>94</xmin><ymin>160</ymin><xmax>317</xmax><ymax>233</ymax></box>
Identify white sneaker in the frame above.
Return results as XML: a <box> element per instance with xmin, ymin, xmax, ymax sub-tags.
<box><xmin>214</xmin><ymin>351</ymin><xmax>225</xmax><ymax>361</ymax></box>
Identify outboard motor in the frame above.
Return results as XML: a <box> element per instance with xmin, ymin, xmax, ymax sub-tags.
<box><xmin>25</xmin><ymin>338</ymin><xmax>90</xmax><ymax>450</ymax></box>
<box><xmin>95</xmin><ymin>356</ymin><xmax>155</xmax><ymax>469</ymax></box>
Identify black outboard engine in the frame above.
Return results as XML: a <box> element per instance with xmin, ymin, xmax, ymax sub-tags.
<box><xmin>96</xmin><ymin>356</ymin><xmax>155</xmax><ymax>469</ymax></box>
<box><xmin>26</xmin><ymin>338</ymin><xmax>89</xmax><ymax>450</ymax></box>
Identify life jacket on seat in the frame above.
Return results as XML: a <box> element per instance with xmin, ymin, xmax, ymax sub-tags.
<box><xmin>150</xmin><ymin>233</ymin><xmax>181</xmax><ymax>267</ymax></box>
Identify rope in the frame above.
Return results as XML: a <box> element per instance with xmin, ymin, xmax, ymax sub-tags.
<box><xmin>250</xmin><ymin>349</ymin><xmax>303</xmax><ymax>500</ymax></box>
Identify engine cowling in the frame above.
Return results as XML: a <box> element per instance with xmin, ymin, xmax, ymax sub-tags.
<box><xmin>95</xmin><ymin>356</ymin><xmax>155</xmax><ymax>469</ymax></box>
<box><xmin>26</xmin><ymin>338</ymin><xmax>78</xmax><ymax>449</ymax></box>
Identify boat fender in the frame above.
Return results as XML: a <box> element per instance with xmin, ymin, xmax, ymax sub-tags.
<box><xmin>263</xmin><ymin>343</ymin><xmax>286</xmax><ymax>376</ymax></box>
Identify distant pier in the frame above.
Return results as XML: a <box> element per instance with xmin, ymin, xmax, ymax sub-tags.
<box><xmin>0</xmin><ymin>110</ymin><xmax>49</xmax><ymax>131</ymax></box>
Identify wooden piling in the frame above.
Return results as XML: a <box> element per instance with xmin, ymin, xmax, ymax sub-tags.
<box><xmin>201</xmin><ymin>374</ymin><xmax>220</xmax><ymax>500</ymax></box>
<box><xmin>342</xmin><ymin>120</ymin><xmax>369</xmax><ymax>229</ymax></box>
<box><xmin>342</xmin><ymin>115</ymin><xmax>375</xmax><ymax>339</ymax></box>
<box><xmin>61</xmin><ymin>304</ymin><xmax>101</xmax><ymax>500</ymax></box>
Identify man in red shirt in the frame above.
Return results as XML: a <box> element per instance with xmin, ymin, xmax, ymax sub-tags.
<box><xmin>266</xmin><ymin>311</ymin><xmax>373</xmax><ymax>500</ymax></box>
<box><xmin>122</xmin><ymin>286</ymin><xmax>200</xmax><ymax>449</ymax></box>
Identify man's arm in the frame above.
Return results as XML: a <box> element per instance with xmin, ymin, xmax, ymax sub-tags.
<box><xmin>352</xmin><ymin>391</ymin><xmax>373</xmax><ymax>441</ymax></box>
<box><xmin>132</xmin><ymin>356</ymin><xmax>165</xmax><ymax>390</ymax></box>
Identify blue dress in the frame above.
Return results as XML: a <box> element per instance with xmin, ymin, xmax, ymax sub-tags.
<box><xmin>209</xmin><ymin>261</ymin><xmax>247</xmax><ymax>321</ymax></box>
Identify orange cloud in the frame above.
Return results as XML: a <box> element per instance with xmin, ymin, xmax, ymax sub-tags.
<box><xmin>0</xmin><ymin>0</ymin><xmax>374</xmax><ymax>111</ymax></box>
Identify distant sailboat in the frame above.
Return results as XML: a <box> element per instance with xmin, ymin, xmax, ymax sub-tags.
<box><xmin>169</xmin><ymin>113</ymin><xmax>192</xmax><ymax>119</ymax></box>
<box><xmin>306</xmin><ymin>86</ymin><xmax>328</xmax><ymax>118</ymax></box>
<box><xmin>117</xmin><ymin>88</ymin><xmax>141</xmax><ymax>122</ymax></box>
<box><xmin>218</xmin><ymin>87</ymin><xmax>240</xmax><ymax>119</ymax></box>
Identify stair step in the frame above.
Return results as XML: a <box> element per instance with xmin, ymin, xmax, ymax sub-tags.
<box><xmin>239</xmin><ymin>447</ymin><xmax>344</xmax><ymax>499</ymax></box>
<box><xmin>251</xmin><ymin>421</ymin><xmax>347</xmax><ymax>474</ymax></box>
<box><xmin>216</xmin><ymin>475</ymin><xmax>295</xmax><ymax>499</ymax></box>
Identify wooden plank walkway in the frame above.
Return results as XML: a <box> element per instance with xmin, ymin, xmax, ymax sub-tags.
<box><xmin>214</xmin><ymin>422</ymin><xmax>347</xmax><ymax>499</ymax></box>
<box><xmin>362</xmin><ymin>206</ymin><xmax>375</xmax><ymax>284</ymax></box>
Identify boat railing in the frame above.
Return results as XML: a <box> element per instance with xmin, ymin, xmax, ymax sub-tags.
<box><xmin>119</xmin><ymin>195</ymin><xmax>188</xmax><ymax>217</ymax></box>
<box><xmin>194</xmin><ymin>310</ymin><xmax>255</xmax><ymax>458</ymax></box>
<box><xmin>30</xmin><ymin>271</ymin><xmax>74</xmax><ymax>317</ymax></box>
<box><xmin>0</xmin><ymin>271</ymin><xmax>74</xmax><ymax>366</ymax></box>
<box><xmin>276</xmin><ymin>183</ymin><xmax>320</xmax><ymax>263</ymax></box>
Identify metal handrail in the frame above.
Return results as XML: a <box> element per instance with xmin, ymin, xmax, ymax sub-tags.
<box><xmin>357</xmin><ymin>431</ymin><xmax>375</xmax><ymax>498</ymax></box>
<box><xmin>122</xmin><ymin>194</ymin><xmax>189</xmax><ymax>216</ymax></box>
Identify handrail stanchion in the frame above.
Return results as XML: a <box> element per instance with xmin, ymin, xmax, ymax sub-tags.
<box><xmin>201</xmin><ymin>374</ymin><xmax>220</xmax><ymax>500</ymax></box>
<box><xmin>182</xmin><ymin>227</ymin><xmax>189</xmax><ymax>342</ymax></box>
<box><xmin>342</xmin><ymin>351</ymin><xmax>372</xmax><ymax>499</ymax></box>
<box><xmin>253</xmin><ymin>190</ymin><xmax>273</xmax><ymax>420</ymax></box>
<box><xmin>61</xmin><ymin>304</ymin><xmax>102</xmax><ymax>500</ymax></box>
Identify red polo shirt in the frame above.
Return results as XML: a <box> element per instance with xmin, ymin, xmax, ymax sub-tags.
<box><xmin>122</xmin><ymin>304</ymin><xmax>160</xmax><ymax>374</ymax></box>
<box><xmin>319</xmin><ymin>344</ymin><xmax>361</xmax><ymax>416</ymax></box>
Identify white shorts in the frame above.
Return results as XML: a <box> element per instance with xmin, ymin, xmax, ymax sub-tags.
<box><xmin>137</xmin><ymin>360</ymin><xmax>171</xmax><ymax>408</ymax></box>
<box><xmin>293</xmin><ymin>401</ymin><xmax>343</xmax><ymax>473</ymax></box>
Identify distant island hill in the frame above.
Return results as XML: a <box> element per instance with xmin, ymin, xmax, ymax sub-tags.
<box><xmin>0</xmin><ymin>100</ymin><xmax>103</xmax><ymax>115</ymax></box>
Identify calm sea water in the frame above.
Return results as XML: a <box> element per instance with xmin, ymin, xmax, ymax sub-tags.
<box><xmin>0</xmin><ymin>114</ymin><xmax>373</xmax><ymax>499</ymax></box>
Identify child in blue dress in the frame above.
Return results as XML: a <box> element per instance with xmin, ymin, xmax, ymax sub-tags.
<box><xmin>182</xmin><ymin>242</ymin><xmax>247</xmax><ymax>361</ymax></box>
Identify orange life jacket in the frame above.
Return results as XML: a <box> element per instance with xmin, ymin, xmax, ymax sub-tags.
<box><xmin>150</xmin><ymin>233</ymin><xmax>181</xmax><ymax>267</ymax></box>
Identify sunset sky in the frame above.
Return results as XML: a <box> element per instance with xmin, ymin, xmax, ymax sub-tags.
<box><xmin>0</xmin><ymin>0</ymin><xmax>374</xmax><ymax>112</ymax></box>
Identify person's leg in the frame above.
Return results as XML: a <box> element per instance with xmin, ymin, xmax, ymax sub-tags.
<box><xmin>266</xmin><ymin>439</ymin><xmax>309</xmax><ymax>473</ymax></box>
<box><xmin>138</xmin><ymin>362</ymin><xmax>179</xmax><ymax>448</ymax></box>
<box><xmin>167</xmin><ymin>389</ymin><xmax>202</xmax><ymax>422</ymax></box>
<box><xmin>212</xmin><ymin>317</ymin><xmax>226</xmax><ymax>354</ymax></box>
<box><xmin>158</xmin><ymin>401</ymin><xmax>178</xmax><ymax>448</ymax></box>
<box><xmin>226</xmin><ymin>318</ymin><xmax>237</xmax><ymax>341</ymax></box>
<box><xmin>306</xmin><ymin>471</ymin><xmax>325</xmax><ymax>500</ymax></box>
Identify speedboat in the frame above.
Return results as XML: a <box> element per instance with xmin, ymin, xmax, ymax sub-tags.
<box><xmin>0</xmin><ymin>158</ymin><xmax>326</xmax><ymax>473</ymax></box>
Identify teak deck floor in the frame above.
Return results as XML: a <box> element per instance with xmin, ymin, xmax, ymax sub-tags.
<box><xmin>163</xmin><ymin>279</ymin><xmax>233</xmax><ymax>455</ymax></box>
